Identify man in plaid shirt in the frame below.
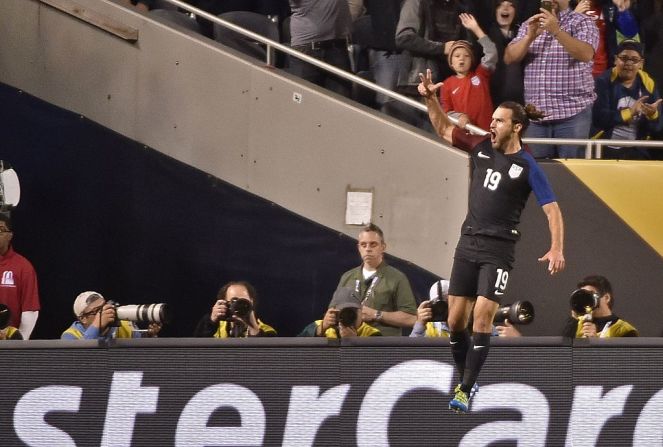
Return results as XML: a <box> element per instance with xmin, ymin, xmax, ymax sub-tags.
<box><xmin>504</xmin><ymin>0</ymin><xmax>599</xmax><ymax>158</ymax></box>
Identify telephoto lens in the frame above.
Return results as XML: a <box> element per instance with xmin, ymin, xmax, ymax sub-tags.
<box><xmin>569</xmin><ymin>289</ymin><xmax>599</xmax><ymax>318</ymax></box>
<box><xmin>493</xmin><ymin>301</ymin><xmax>535</xmax><ymax>324</ymax></box>
<box><xmin>115</xmin><ymin>303</ymin><xmax>171</xmax><ymax>324</ymax></box>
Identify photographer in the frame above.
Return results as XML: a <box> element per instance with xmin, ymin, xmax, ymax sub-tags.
<box><xmin>193</xmin><ymin>281</ymin><xmax>276</xmax><ymax>338</ymax></box>
<box><xmin>413</xmin><ymin>280</ymin><xmax>531</xmax><ymax>337</ymax></box>
<box><xmin>61</xmin><ymin>291</ymin><xmax>162</xmax><ymax>340</ymax></box>
<box><xmin>409</xmin><ymin>280</ymin><xmax>451</xmax><ymax>338</ymax></box>
<box><xmin>563</xmin><ymin>275</ymin><xmax>638</xmax><ymax>338</ymax></box>
<box><xmin>501</xmin><ymin>275</ymin><xmax>638</xmax><ymax>338</ymax></box>
<box><xmin>336</xmin><ymin>224</ymin><xmax>417</xmax><ymax>336</ymax></box>
<box><xmin>298</xmin><ymin>287</ymin><xmax>382</xmax><ymax>338</ymax></box>
<box><xmin>0</xmin><ymin>304</ymin><xmax>23</xmax><ymax>340</ymax></box>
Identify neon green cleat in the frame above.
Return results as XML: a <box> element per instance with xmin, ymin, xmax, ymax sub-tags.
<box><xmin>449</xmin><ymin>384</ymin><xmax>470</xmax><ymax>414</ymax></box>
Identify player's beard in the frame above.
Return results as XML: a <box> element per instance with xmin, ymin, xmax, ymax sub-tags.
<box><xmin>491</xmin><ymin>126</ymin><xmax>517</xmax><ymax>152</ymax></box>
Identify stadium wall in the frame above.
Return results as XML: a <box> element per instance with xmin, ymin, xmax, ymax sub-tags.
<box><xmin>2</xmin><ymin>338</ymin><xmax>663</xmax><ymax>446</ymax></box>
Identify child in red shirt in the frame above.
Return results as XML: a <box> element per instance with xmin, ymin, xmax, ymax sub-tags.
<box><xmin>440</xmin><ymin>13</ymin><xmax>497</xmax><ymax>131</ymax></box>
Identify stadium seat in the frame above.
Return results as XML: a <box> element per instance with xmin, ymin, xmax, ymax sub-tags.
<box><xmin>149</xmin><ymin>9</ymin><xmax>202</xmax><ymax>34</ymax></box>
<box><xmin>213</xmin><ymin>11</ymin><xmax>280</xmax><ymax>63</ymax></box>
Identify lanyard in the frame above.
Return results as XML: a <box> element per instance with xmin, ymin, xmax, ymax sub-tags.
<box><xmin>599</xmin><ymin>321</ymin><xmax>613</xmax><ymax>338</ymax></box>
<box><xmin>356</xmin><ymin>276</ymin><xmax>380</xmax><ymax>305</ymax></box>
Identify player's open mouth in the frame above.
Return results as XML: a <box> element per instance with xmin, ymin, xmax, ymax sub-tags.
<box><xmin>490</xmin><ymin>130</ymin><xmax>497</xmax><ymax>142</ymax></box>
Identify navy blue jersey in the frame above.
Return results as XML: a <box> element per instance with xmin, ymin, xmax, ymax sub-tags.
<box><xmin>452</xmin><ymin>128</ymin><xmax>556</xmax><ymax>241</ymax></box>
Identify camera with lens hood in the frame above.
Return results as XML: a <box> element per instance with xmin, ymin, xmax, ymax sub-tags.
<box><xmin>107</xmin><ymin>301</ymin><xmax>171</xmax><ymax>325</ymax></box>
<box><xmin>493</xmin><ymin>301</ymin><xmax>535</xmax><ymax>325</ymax></box>
<box><xmin>570</xmin><ymin>288</ymin><xmax>599</xmax><ymax>322</ymax></box>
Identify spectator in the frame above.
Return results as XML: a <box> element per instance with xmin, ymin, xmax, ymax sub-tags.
<box><xmin>0</xmin><ymin>212</ymin><xmax>39</xmax><ymax>339</ymax></box>
<box><xmin>440</xmin><ymin>13</ymin><xmax>498</xmax><ymax>131</ymax></box>
<box><xmin>642</xmin><ymin>0</ymin><xmax>663</xmax><ymax>156</ymax></box>
<box><xmin>184</xmin><ymin>0</ymin><xmax>291</xmax><ymax>37</ymax></box>
<box><xmin>193</xmin><ymin>281</ymin><xmax>276</xmax><ymax>337</ymax></box>
<box><xmin>504</xmin><ymin>0</ymin><xmax>599</xmax><ymax>159</ymax></box>
<box><xmin>348</xmin><ymin>0</ymin><xmax>365</xmax><ymax>21</ymax></box>
<box><xmin>574</xmin><ymin>0</ymin><xmax>642</xmax><ymax>78</ymax></box>
<box><xmin>363</xmin><ymin>0</ymin><xmax>408</xmax><ymax>115</ymax></box>
<box><xmin>61</xmin><ymin>291</ymin><xmax>161</xmax><ymax>340</ymax></box>
<box><xmin>0</xmin><ymin>303</ymin><xmax>23</xmax><ymax>340</ymax></box>
<box><xmin>298</xmin><ymin>286</ymin><xmax>382</xmax><ymax>337</ymax></box>
<box><xmin>475</xmin><ymin>0</ymin><xmax>539</xmax><ymax>30</ymax></box>
<box><xmin>487</xmin><ymin>0</ymin><xmax>525</xmax><ymax>105</ymax></box>
<box><xmin>393</xmin><ymin>0</ymin><xmax>471</xmax><ymax>127</ymax></box>
<box><xmin>288</xmin><ymin>0</ymin><xmax>353</xmax><ymax>98</ymax></box>
<box><xmin>120</xmin><ymin>0</ymin><xmax>152</xmax><ymax>12</ymax></box>
<box><xmin>593</xmin><ymin>39</ymin><xmax>662</xmax><ymax>159</ymax></box>
<box><xmin>336</xmin><ymin>223</ymin><xmax>417</xmax><ymax>336</ymax></box>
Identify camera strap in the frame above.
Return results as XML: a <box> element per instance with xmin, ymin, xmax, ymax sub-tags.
<box><xmin>358</xmin><ymin>276</ymin><xmax>380</xmax><ymax>305</ymax></box>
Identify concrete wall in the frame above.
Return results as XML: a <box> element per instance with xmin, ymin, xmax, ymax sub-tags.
<box><xmin>0</xmin><ymin>0</ymin><xmax>469</xmax><ymax>277</ymax></box>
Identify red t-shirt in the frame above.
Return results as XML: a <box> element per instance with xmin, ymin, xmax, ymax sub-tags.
<box><xmin>588</xmin><ymin>2</ymin><xmax>608</xmax><ymax>77</ymax></box>
<box><xmin>440</xmin><ymin>64</ymin><xmax>494</xmax><ymax>131</ymax></box>
<box><xmin>0</xmin><ymin>247</ymin><xmax>40</xmax><ymax>327</ymax></box>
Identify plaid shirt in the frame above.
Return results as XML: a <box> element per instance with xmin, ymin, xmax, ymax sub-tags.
<box><xmin>511</xmin><ymin>9</ymin><xmax>599</xmax><ymax>121</ymax></box>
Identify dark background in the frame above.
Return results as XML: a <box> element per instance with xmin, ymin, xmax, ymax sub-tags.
<box><xmin>0</xmin><ymin>83</ymin><xmax>438</xmax><ymax>339</ymax></box>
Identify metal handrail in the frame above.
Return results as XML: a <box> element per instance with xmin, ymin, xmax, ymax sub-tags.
<box><xmin>156</xmin><ymin>0</ymin><xmax>663</xmax><ymax>159</ymax></box>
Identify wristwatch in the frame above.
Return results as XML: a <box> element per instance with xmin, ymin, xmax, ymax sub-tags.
<box><xmin>375</xmin><ymin>311</ymin><xmax>383</xmax><ymax>322</ymax></box>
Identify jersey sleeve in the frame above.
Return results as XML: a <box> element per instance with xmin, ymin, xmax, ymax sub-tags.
<box><xmin>523</xmin><ymin>153</ymin><xmax>557</xmax><ymax>206</ymax></box>
<box><xmin>452</xmin><ymin>127</ymin><xmax>489</xmax><ymax>153</ymax></box>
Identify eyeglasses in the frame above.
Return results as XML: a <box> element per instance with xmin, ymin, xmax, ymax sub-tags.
<box><xmin>617</xmin><ymin>55</ymin><xmax>643</xmax><ymax>64</ymax></box>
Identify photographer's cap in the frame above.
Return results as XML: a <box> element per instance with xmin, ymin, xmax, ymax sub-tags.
<box><xmin>429</xmin><ymin>280</ymin><xmax>450</xmax><ymax>301</ymax></box>
<box><xmin>329</xmin><ymin>286</ymin><xmax>362</xmax><ymax>310</ymax></box>
<box><xmin>73</xmin><ymin>291</ymin><xmax>104</xmax><ymax>316</ymax></box>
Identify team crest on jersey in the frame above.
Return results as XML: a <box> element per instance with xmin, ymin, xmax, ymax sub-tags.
<box><xmin>508</xmin><ymin>164</ymin><xmax>524</xmax><ymax>179</ymax></box>
<box><xmin>471</xmin><ymin>75</ymin><xmax>480</xmax><ymax>86</ymax></box>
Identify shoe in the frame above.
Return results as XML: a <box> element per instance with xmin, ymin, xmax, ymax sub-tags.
<box><xmin>469</xmin><ymin>382</ymin><xmax>479</xmax><ymax>400</ymax></box>
<box><xmin>449</xmin><ymin>384</ymin><xmax>470</xmax><ymax>414</ymax></box>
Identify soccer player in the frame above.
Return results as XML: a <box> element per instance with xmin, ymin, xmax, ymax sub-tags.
<box><xmin>417</xmin><ymin>69</ymin><xmax>566</xmax><ymax>414</ymax></box>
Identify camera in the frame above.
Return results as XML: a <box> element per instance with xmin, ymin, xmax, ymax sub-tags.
<box><xmin>570</xmin><ymin>288</ymin><xmax>599</xmax><ymax>321</ymax></box>
<box><xmin>541</xmin><ymin>0</ymin><xmax>553</xmax><ymax>12</ymax></box>
<box><xmin>429</xmin><ymin>296</ymin><xmax>449</xmax><ymax>322</ymax></box>
<box><xmin>493</xmin><ymin>301</ymin><xmax>535</xmax><ymax>325</ymax></box>
<box><xmin>428</xmin><ymin>279</ymin><xmax>449</xmax><ymax>322</ymax></box>
<box><xmin>108</xmin><ymin>301</ymin><xmax>171</xmax><ymax>324</ymax></box>
<box><xmin>0</xmin><ymin>304</ymin><xmax>11</xmax><ymax>330</ymax></box>
<box><xmin>338</xmin><ymin>307</ymin><xmax>358</xmax><ymax>327</ymax></box>
<box><xmin>224</xmin><ymin>297</ymin><xmax>253</xmax><ymax>321</ymax></box>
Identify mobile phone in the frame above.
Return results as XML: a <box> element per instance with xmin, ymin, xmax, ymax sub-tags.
<box><xmin>541</xmin><ymin>0</ymin><xmax>553</xmax><ymax>12</ymax></box>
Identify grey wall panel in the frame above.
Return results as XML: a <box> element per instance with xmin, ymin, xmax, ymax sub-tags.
<box><xmin>0</xmin><ymin>0</ymin><xmax>469</xmax><ymax>277</ymax></box>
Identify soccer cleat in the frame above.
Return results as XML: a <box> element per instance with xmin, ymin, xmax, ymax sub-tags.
<box><xmin>469</xmin><ymin>382</ymin><xmax>479</xmax><ymax>400</ymax></box>
<box><xmin>449</xmin><ymin>384</ymin><xmax>470</xmax><ymax>414</ymax></box>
